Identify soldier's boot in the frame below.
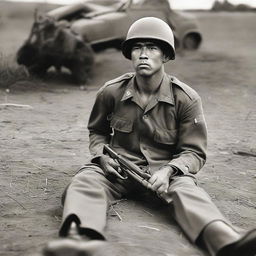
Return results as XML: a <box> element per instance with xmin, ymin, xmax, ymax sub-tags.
<box><xmin>43</xmin><ymin>239</ymin><xmax>106</xmax><ymax>256</ymax></box>
<box><xmin>42</xmin><ymin>223</ymin><xmax>106</xmax><ymax>256</ymax></box>
<box><xmin>202</xmin><ymin>220</ymin><xmax>256</xmax><ymax>256</ymax></box>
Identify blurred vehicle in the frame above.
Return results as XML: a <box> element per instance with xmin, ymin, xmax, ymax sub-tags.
<box><xmin>17</xmin><ymin>0</ymin><xmax>202</xmax><ymax>83</ymax></box>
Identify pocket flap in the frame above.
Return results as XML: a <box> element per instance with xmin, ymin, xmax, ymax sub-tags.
<box><xmin>154</xmin><ymin>129</ymin><xmax>177</xmax><ymax>145</ymax></box>
<box><xmin>110</xmin><ymin>115</ymin><xmax>133</xmax><ymax>133</ymax></box>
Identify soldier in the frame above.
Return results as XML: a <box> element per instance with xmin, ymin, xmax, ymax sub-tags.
<box><xmin>44</xmin><ymin>17</ymin><xmax>256</xmax><ymax>256</ymax></box>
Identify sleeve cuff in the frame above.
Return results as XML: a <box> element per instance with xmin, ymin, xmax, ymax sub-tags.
<box><xmin>167</xmin><ymin>161</ymin><xmax>190</xmax><ymax>175</ymax></box>
<box><xmin>90</xmin><ymin>154</ymin><xmax>105</xmax><ymax>165</ymax></box>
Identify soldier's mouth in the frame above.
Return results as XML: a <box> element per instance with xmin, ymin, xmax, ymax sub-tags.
<box><xmin>138</xmin><ymin>62</ymin><xmax>150</xmax><ymax>67</ymax></box>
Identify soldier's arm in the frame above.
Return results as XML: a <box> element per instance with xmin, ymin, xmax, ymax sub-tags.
<box><xmin>87</xmin><ymin>88</ymin><xmax>113</xmax><ymax>162</ymax></box>
<box><xmin>168</xmin><ymin>97</ymin><xmax>207</xmax><ymax>175</ymax></box>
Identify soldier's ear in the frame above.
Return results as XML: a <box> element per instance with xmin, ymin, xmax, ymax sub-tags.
<box><xmin>162</xmin><ymin>54</ymin><xmax>170</xmax><ymax>63</ymax></box>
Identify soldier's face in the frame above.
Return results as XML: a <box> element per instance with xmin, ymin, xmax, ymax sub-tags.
<box><xmin>131</xmin><ymin>41</ymin><xmax>166</xmax><ymax>77</ymax></box>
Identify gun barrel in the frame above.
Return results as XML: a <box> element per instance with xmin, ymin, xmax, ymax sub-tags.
<box><xmin>118</xmin><ymin>156</ymin><xmax>150</xmax><ymax>179</ymax></box>
<box><xmin>104</xmin><ymin>145</ymin><xmax>150</xmax><ymax>179</ymax></box>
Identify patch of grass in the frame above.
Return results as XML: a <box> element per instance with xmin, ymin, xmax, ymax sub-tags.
<box><xmin>0</xmin><ymin>53</ymin><xmax>30</xmax><ymax>88</ymax></box>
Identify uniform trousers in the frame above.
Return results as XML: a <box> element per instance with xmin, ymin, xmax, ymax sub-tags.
<box><xmin>59</xmin><ymin>164</ymin><xmax>230</xmax><ymax>244</ymax></box>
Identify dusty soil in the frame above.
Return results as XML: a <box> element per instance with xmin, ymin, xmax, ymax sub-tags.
<box><xmin>0</xmin><ymin>9</ymin><xmax>256</xmax><ymax>256</ymax></box>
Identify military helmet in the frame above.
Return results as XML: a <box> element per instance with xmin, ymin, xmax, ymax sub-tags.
<box><xmin>122</xmin><ymin>17</ymin><xmax>175</xmax><ymax>60</ymax></box>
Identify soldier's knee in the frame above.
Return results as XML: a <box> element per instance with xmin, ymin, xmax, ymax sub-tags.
<box><xmin>169</xmin><ymin>176</ymin><xmax>198</xmax><ymax>194</ymax></box>
<box><xmin>172</xmin><ymin>176</ymin><xmax>197</xmax><ymax>186</ymax></box>
<box><xmin>74</xmin><ymin>165</ymin><xmax>104</xmax><ymax>179</ymax></box>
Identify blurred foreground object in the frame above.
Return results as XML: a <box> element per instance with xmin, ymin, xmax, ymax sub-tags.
<box><xmin>16</xmin><ymin>0</ymin><xmax>202</xmax><ymax>83</ymax></box>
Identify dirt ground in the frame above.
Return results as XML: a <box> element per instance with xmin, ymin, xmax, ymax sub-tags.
<box><xmin>0</xmin><ymin>9</ymin><xmax>256</xmax><ymax>256</ymax></box>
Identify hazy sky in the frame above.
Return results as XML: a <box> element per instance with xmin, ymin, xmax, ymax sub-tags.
<box><xmin>6</xmin><ymin>0</ymin><xmax>256</xmax><ymax>9</ymax></box>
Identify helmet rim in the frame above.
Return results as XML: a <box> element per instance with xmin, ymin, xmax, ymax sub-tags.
<box><xmin>122</xmin><ymin>37</ymin><xmax>175</xmax><ymax>60</ymax></box>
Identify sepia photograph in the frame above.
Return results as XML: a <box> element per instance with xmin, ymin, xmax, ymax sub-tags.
<box><xmin>0</xmin><ymin>0</ymin><xmax>256</xmax><ymax>255</ymax></box>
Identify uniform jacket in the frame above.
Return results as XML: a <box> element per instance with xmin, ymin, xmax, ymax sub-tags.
<box><xmin>87</xmin><ymin>72</ymin><xmax>207</xmax><ymax>175</ymax></box>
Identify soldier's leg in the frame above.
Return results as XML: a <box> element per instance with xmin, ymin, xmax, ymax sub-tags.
<box><xmin>59</xmin><ymin>164</ymin><xmax>128</xmax><ymax>239</ymax></box>
<box><xmin>168</xmin><ymin>175</ymin><xmax>256</xmax><ymax>256</ymax></box>
<box><xmin>43</xmin><ymin>164</ymin><xmax>130</xmax><ymax>256</ymax></box>
<box><xmin>168</xmin><ymin>175</ymin><xmax>230</xmax><ymax>242</ymax></box>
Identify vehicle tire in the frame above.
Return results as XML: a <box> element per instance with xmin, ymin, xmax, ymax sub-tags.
<box><xmin>183</xmin><ymin>33</ymin><xmax>201</xmax><ymax>50</ymax></box>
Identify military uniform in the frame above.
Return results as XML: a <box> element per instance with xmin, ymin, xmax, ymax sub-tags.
<box><xmin>59</xmin><ymin>73</ymin><xmax>230</xmax><ymax>244</ymax></box>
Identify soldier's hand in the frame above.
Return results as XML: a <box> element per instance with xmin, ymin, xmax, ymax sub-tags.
<box><xmin>99</xmin><ymin>155</ymin><xmax>125</xmax><ymax>179</ymax></box>
<box><xmin>147</xmin><ymin>166</ymin><xmax>174</xmax><ymax>195</ymax></box>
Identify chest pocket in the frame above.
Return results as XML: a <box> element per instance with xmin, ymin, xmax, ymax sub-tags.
<box><xmin>154</xmin><ymin>129</ymin><xmax>177</xmax><ymax>145</ymax></box>
<box><xmin>110</xmin><ymin>115</ymin><xmax>133</xmax><ymax>133</ymax></box>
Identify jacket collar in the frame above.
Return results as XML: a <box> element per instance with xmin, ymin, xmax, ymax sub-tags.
<box><xmin>120</xmin><ymin>75</ymin><xmax>136</xmax><ymax>101</ymax></box>
<box><xmin>121</xmin><ymin>73</ymin><xmax>175</xmax><ymax>106</ymax></box>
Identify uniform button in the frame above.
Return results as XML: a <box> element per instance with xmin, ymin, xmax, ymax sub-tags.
<box><xmin>143</xmin><ymin>114</ymin><xmax>148</xmax><ymax>119</ymax></box>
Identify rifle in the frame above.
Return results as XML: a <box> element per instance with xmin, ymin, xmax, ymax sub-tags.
<box><xmin>103</xmin><ymin>144</ymin><xmax>171</xmax><ymax>203</ymax></box>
